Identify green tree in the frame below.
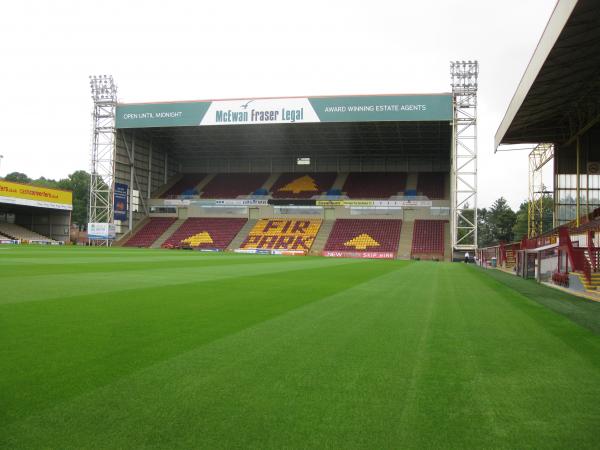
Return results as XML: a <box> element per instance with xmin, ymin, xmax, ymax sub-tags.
<box><xmin>487</xmin><ymin>197</ymin><xmax>517</xmax><ymax>243</ymax></box>
<box><xmin>4</xmin><ymin>172</ymin><xmax>31</xmax><ymax>183</ymax></box>
<box><xmin>512</xmin><ymin>195</ymin><xmax>554</xmax><ymax>240</ymax></box>
<box><xmin>477</xmin><ymin>207</ymin><xmax>494</xmax><ymax>247</ymax></box>
<box><xmin>58</xmin><ymin>171</ymin><xmax>90</xmax><ymax>227</ymax></box>
<box><xmin>31</xmin><ymin>177</ymin><xmax>59</xmax><ymax>189</ymax></box>
<box><xmin>512</xmin><ymin>202</ymin><xmax>528</xmax><ymax>241</ymax></box>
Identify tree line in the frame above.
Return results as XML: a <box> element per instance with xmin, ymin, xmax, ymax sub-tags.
<box><xmin>1</xmin><ymin>171</ymin><xmax>90</xmax><ymax>228</ymax></box>
<box><xmin>477</xmin><ymin>196</ymin><xmax>553</xmax><ymax>248</ymax></box>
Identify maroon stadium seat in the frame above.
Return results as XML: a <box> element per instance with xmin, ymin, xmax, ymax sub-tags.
<box><xmin>343</xmin><ymin>172</ymin><xmax>407</xmax><ymax>199</ymax></box>
<box><xmin>124</xmin><ymin>218</ymin><xmax>177</xmax><ymax>248</ymax></box>
<box><xmin>160</xmin><ymin>174</ymin><xmax>206</xmax><ymax>198</ymax></box>
<box><xmin>324</xmin><ymin>219</ymin><xmax>402</xmax><ymax>254</ymax></box>
<box><xmin>200</xmin><ymin>173</ymin><xmax>269</xmax><ymax>198</ymax></box>
<box><xmin>270</xmin><ymin>173</ymin><xmax>337</xmax><ymax>198</ymax></box>
<box><xmin>411</xmin><ymin>220</ymin><xmax>447</xmax><ymax>256</ymax></box>
<box><xmin>417</xmin><ymin>173</ymin><xmax>446</xmax><ymax>199</ymax></box>
<box><xmin>161</xmin><ymin>218</ymin><xmax>247</xmax><ymax>249</ymax></box>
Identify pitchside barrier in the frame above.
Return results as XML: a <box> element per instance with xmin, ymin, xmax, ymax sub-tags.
<box><xmin>234</xmin><ymin>248</ymin><xmax>306</xmax><ymax>256</ymax></box>
<box><xmin>322</xmin><ymin>251</ymin><xmax>395</xmax><ymax>259</ymax></box>
<box><xmin>0</xmin><ymin>238</ymin><xmax>20</xmax><ymax>245</ymax></box>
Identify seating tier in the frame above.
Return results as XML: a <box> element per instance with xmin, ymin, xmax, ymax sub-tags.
<box><xmin>161</xmin><ymin>174</ymin><xmax>206</xmax><ymax>198</ymax></box>
<box><xmin>270</xmin><ymin>173</ymin><xmax>337</xmax><ymax>198</ymax></box>
<box><xmin>200</xmin><ymin>173</ymin><xmax>269</xmax><ymax>198</ymax></box>
<box><xmin>240</xmin><ymin>219</ymin><xmax>321</xmax><ymax>252</ymax></box>
<box><xmin>324</xmin><ymin>219</ymin><xmax>402</xmax><ymax>254</ymax></box>
<box><xmin>411</xmin><ymin>219</ymin><xmax>447</xmax><ymax>256</ymax></box>
<box><xmin>162</xmin><ymin>218</ymin><xmax>247</xmax><ymax>249</ymax></box>
<box><xmin>124</xmin><ymin>218</ymin><xmax>177</xmax><ymax>247</ymax></box>
<box><xmin>417</xmin><ymin>173</ymin><xmax>446</xmax><ymax>199</ymax></box>
<box><xmin>343</xmin><ymin>172</ymin><xmax>407</xmax><ymax>199</ymax></box>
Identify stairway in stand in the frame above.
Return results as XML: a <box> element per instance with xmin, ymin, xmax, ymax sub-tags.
<box><xmin>405</xmin><ymin>173</ymin><xmax>418</xmax><ymax>192</ymax></box>
<box><xmin>227</xmin><ymin>219</ymin><xmax>258</xmax><ymax>250</ymax></box>
<box><xmin>309</xmin><ymin>221</ymin><xmax>334</xmax><ymax>255</ymax></box>
<box><xmin>575</xmin><ymin>272</ymin><xmax>600</xmax><ymax>291</ymax></box>
<box><xmin>330</xmin><ymin>173</ymin><xmax>349</xmax><ymax>191</ymax></box>
<box><xmin>195</xmin><ymin>173</ymin><xmax>216</xmax><ymax>195</ymax></box>
<box><xmin>396</xmin><ymin>221</ymin><xmax>413</xmax><ymax>259</ymax></box>
<box><xmin>151</xmin><ymin>219</ymin><xmax>185</xmax><ymax>248</ymax></box>
<box><xmin>260</xmin><ymin>174</ymin><xmax>280</xmax><ymax>193</ymax></box>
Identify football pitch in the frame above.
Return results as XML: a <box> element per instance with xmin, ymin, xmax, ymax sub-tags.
<box><xmin>1</xmin><ymin>246</ymin><xmax>600</xmax><ymax>449</ymax></box>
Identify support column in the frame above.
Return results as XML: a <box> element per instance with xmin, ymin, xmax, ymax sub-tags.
<box><xmin>147</xmin><ymin>139</ymin><xmax>153</xmax><ymax>199</ymax></box>
<box><xmin>576</xmin><ymin>136</ymin><xmax>580</xmax><ymax>227</ymax></box>
<box><xmin>164</xmin><ymin>153</ymin><xmax>168</xmax><ymax>184</ymax></box>
<box><xmin>129</xmin><ymin>132</ymin><xmax>135</xmax><ymax>232</ymax></box>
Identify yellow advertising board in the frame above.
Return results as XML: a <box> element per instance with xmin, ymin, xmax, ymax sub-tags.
<box><xmin>316</xmin><ymin>200</ymin><xmax>374</xmax><ymax>206</ymax></box>
<box><xmin>0</xmin><ymin>180</ymin><xmax>73</xmax><ymax>210</ymax></box>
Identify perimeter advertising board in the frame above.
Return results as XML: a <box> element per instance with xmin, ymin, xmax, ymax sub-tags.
<box><xmin>116</xmin><ymin>94</ymin><xmax>453</xmax><ymax>128</ymax></box>
<box><xmin>322</xmin><ymin>251</ymin><xmax>395</xmax><ymax>259</ymax></box>
<box><xmin>0</xmin><ymin>180</ymin><xmax>72</xmax><ymax>210</ymax></box>
<box><xmin>87</xmin><ymin>223</ymin><xmax>116</xmax><ymax>240</ymax></box>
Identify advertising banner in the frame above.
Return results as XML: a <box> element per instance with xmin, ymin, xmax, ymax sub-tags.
<box><xmin>315</xmin><ymin>199</ymin><xmax>433</xmax><ymax>207</ymax></box>
<box><xmin>212</xmin><ymin>199</ymin><xmax>269</xmax><ymax>206</ymax></box>
<box><xmin>114</xmin><ymin>183</ymin><xmax>128</xmax><ymax>221</ymax></box>
<box><xmin>316</xmin><ymin>200</ymin><xmax>374</xmax><ymax>206</ymax></box>
<box><xmin>0</xmin><ymin>238</ymin><xmax>20</xmax><ymax>244</ymax></box>
<box><xmin>322</xmin><ymin>251</ymin><xmax>395</xmax><ymax>259</ymax></box>
<box><xmin>164</xmin><ymin>199</ymin><xmax>191</xmax><ymax>206</ymax></box>
<box><xmin>116</xmin><ymin>94</ymin><xmax>453</xmax><ymax>129</ymax></box>
<box><xmin>87</xmin><ymin>223</ymin><xmax>116</xmax><ymax>240</ymax></box>
<box><xmin>0</xmin><ymin>180</ymin><xmax>72</xmax><ymax>210</ymax></box>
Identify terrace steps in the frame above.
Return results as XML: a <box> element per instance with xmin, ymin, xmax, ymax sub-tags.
<box><xmin>405</xmin><ymin>173</ymin><xmax>418</xmax><ymax>192</ymax></box>
<box><xmin>260</xmin><ymin>173</ymin><xmax>280</xmax><ymax>192</ymax></box>
<box><xmin>151</xmin><ymin>174</ymin><xmax>183</xmax><ymax>198</ymax></box>
<box><xmin>309</xmin><ymin>220</ymin><xmax>335</xmax><ymax>255</ymax></box>
<box><xmin>575</xmin><ymin>272</ymin><xmax>600</xmax><ymax>291</ymax></box>
<box><xmin>151</xmin><ymin>219</ymin><xmax>185</xmax><ymax>248</ymax></box>
<box><xmin>227</xmin><ymin>219</ymin><xmax>258</xmax><ymax>250</ymax></box>
<box><xmin>194</xmin><ymin>173</ymin><xmax>216</xmax><ymax>195</ymax></box>
<box><xmin>331</xmin><ymin>173</ymin><xmax>349</xmax><ymax>191</ymax></box>
<box><xmin>397</xmin><ymin>221</ymin><xmax>414</xmax><ymax>259</ymax></box>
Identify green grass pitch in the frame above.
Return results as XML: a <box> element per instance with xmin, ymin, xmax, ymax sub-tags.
<box><xmin>1</xmin><ymin>246</ymin><xmax>600</xmax><ymax>449</ymax></box>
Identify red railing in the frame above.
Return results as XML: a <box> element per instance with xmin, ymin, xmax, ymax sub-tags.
<box><xmin>521</xmin><ymin>233</ymin><xmax>558</xmax><ymax>250</ymax></box>
<box><xmin>586</xmin><ymin>230</ymin><xmax>598</xmax><ymax>272</ymax></box>
<box><xmin>559</xmin><ymin>226</ymin><xmax>591</xmax><ymax>283</ymax></box>
<box><xmin>552</xmin><ymin>271</ymin><xmax>569</xmax><ymax>287</ymax></box>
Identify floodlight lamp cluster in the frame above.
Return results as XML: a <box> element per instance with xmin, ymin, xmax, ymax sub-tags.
<box><xmin>450</xmin><ymin>60</ymin><xmax>478</xmax><ymax>90</ymax></box>
<box><xmin>89</xmin><ymin>75</ymin><xmax>117</xmax><ymax>101</ymax></box>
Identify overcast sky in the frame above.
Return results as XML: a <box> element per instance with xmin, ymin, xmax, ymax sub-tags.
<box><xmin>0</xmin><ymin>0</ymin><xmax>558</xmax><ymax>209</ymax></box>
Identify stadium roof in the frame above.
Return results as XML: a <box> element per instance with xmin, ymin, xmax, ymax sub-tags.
<box><xmin>116</xmin><ymin>93</ymin><xmax>453</xmax><ymax>128</ymax></box>
<box><xmin>147</xmin><ymin>121</ymin><xmax>451</xmax><ymax>160</ymax></box>
<box><xmin>117</xmin><ymin>93</ymin><xmax>453</xmax><ymax>159</ymax></box>
<box><xmin>495</xmin><ymin>0</ymin><xmax>600</xmax><ymax>148</ymax></box>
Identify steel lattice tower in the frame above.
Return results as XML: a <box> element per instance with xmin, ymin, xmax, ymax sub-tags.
<box><xmin>450</xmin><ymin>61</ymin><xmax>478</xmax><ymax>251</ymax></box>
<box><xmin>88</xmin><ymin>75</ymin><xmax>117</xmax><ymax>245</ymax></box>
